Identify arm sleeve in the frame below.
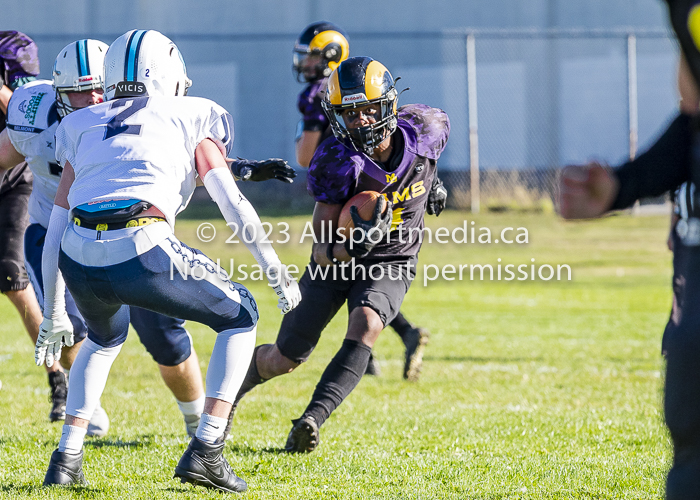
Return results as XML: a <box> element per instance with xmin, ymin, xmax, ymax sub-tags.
<box><xmin>41</xmin><ymin>205</ymin><xmax>69</xmax><ymax>319</ymax></box>
<box><xmin>202</xmin><ymin>167</ymin><xmax>282</xmax><ymax>273</ymax></box>
<box><xmin>611</xmin><ymin>113</ymin><xmax>692</xmax><ymax>210</ymax></box>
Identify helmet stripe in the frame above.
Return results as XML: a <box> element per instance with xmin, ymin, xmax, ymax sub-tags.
<box><xmin>76</xmin><ymin>40</ymin><xmax>90</xmax><ymax>76</ymax></box>
<box><xmin>124</xmin><ymin>30</ymin><xmax>147</xmax><ymax>81</ymax></box>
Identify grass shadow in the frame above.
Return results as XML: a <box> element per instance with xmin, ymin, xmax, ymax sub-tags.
<box><xmin>84</xmin><ymin>435</ymin><xmax>154</xmax><ymax>449</ymax></box>
<box><xmin>226</xmin><ymin>443</ymin><xmax>287</xmax><ymax>455</ymax></box>
<box><xmin>424</xmin><ymin>356</ymin><xmax>544</xmax><ymax>363</ymax></box>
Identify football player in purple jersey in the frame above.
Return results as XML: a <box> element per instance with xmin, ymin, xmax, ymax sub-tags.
<box><xmin>294</xmin><ymin>21</ymin><xmax>443</xmax><ymax>380</ymax></box>
<box><xmin>232</xmin><ymin>56</ymin><xmax>450</xmax><ymax>452</ymax></box>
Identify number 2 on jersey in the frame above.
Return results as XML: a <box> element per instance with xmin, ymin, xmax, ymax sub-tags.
<box><xmin>104</xmin><ymin>97</ymin><xmax>149</xmax><ymax>140</ymax></box>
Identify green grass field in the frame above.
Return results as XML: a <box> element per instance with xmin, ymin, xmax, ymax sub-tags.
<box><xmin>0</xmin><ymin>211</ymin><xmax>673</xmax><ymax>499</ymax></box>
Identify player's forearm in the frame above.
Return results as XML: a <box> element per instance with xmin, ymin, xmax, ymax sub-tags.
<box><xmin>0</xmin><ymin>84</ymin><xmax>12</xmax><ymax>115</ymax></box>
<box><xmin>611</xmin><ymin>113</ymin><xmax>692</xmax><ymax>210</ymax></box>
<box><xmin>203</xmin><ymin>167</ymin><xmax>282</xmax><ymax>272</ymax></box>
<box><xmin>42</xmin><ymin>205</ymin><xmax>69</xmax><ymax>319</ymax></box>
<box><xmin>0</xmin><ymin>128</ymin><xmax>26</xmax><ymax>170</ymax></box>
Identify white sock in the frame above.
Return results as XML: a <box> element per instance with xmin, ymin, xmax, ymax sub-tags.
<box><xmin>58</xmin><ymin>424</ymin><xmax>87</xmax><ymax>453</ymax></box>
<box><xmin>195</xmin><ymin>413</ymin><xmax>227</xmax><ymax>444</ymax></box>
<box><xmin>177</xmin><ymin>395</ymin><xmax>205</xmax><ymax>418</ymax></box>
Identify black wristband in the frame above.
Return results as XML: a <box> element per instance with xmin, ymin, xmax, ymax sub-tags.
<box><xmin>326</xmin><ymin>242</ymin><xmax>339</xmax><ymax>265</ymax></box>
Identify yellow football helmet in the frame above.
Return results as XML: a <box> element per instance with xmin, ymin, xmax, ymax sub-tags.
<box><xmin>322</xmin><ymin>56</ymin><xmax>399</xmax><ymax>154</ymax></box>
<box><xmin>293</xmin><ymin>21</ymin><xmax>349</xmax><ymax>83</ymax></box>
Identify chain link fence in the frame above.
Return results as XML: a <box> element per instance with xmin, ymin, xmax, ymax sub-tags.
<box><xmin>31</xmin><ymin>30</ymin><xmax>678</xmax><ymax>214</ymax></box>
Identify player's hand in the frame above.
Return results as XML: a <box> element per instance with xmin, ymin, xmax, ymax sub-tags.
<box><xmin>559</xmin><ymin>162</ymin><xmax>619</xmax><ymax>219</ymax></box>
<box><xmin>345</xmin><ymin>200</ymin><xmax>393</xmax><ymax>258</ymax></box>
<box><xmin>427</xmin><ymin>176</ymin><xmax>447</xmax><ymax>216</ymax></box>
<box><xmin>230</xmin><ymin>158</ymin><xmax>297</xmax><ymax>183</ymax></box>
<box><xmin>35</xmin><ymin>313</ymin><xmax>74</xmax><ymax>367</ymax></box>
<box><xmin>267</xmin><ymin>265</ymin><xmax>302</xmax><ymax>314</ymax></box>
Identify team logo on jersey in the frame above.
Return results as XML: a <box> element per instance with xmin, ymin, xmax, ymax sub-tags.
<box><xmin>342</xmin><ymin>93</ymin><xmax>368</xmax><ymax>104</ymax></box>
<box><xmin>24</xmin><ymin>92</ymin><xmax>47</xmax><ymax>126</ymax></box>
<box><xmin>18</xmin><ymin>100</ymin><xmax>27</xmax><ymax>113</ymax></box>
<box><xmin>385</xmin><ymin>173</ymin><xmax>398</xmax><ymax>184</ymax></box>
<box><xmin>114</xmin><ymin>81</ymin><xmax>147</xmax><ymax>98</ymax></box>
<box><xmin>382</xmin><ymin>180</ymin><xmax>427</xmax><ymax>205</ymax></box>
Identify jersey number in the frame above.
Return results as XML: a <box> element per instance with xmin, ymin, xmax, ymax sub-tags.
<box><xmin>104</xmin><ymin>97</ymin><xmax>149</xmax><ymax>140</ymax></box>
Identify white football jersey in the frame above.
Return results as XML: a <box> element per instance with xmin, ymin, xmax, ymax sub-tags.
<box><xmin>6</xmin><ymin>80</ymin><xmax>62</xmax><ymax>228</ymax></box>
<box><xmin>55</xmin><ymin>95</ymin><xmax>234</xmax><ymax>228</ymax></box>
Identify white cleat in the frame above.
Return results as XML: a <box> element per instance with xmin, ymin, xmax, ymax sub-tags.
<box><xmin>87</xmin><ymin>402</ymin><xmax>110</xmax><ymax>437</ymax></box>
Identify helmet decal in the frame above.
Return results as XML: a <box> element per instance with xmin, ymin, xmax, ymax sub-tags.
<box><xmin>125</xmin><ymin>30</ymin><xmax>147</xmax><ymax>82</ymax></box>
<box><xmin>76</xmin><ymin>39</ymin><xmax>90</xmax><ymax>76</ymax></box>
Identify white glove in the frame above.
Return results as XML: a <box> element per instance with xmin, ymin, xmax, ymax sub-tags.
<box><xmin>36</xmin><ymin>312</ymin><xmax>75</xmax><ymax>367</ymax></box>
<box><xmin>267</xmin><ymin>265</ymin><xmax>302</xmax><ymax>314</ymax></box>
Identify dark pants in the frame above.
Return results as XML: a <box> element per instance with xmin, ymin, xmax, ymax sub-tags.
<box><xmin>665</xmin><ymin>231</ymin><xmax>700</xmax><ymax>498</ymax></box>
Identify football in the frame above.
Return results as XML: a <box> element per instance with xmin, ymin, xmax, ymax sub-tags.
<box><xmin>337</xmin><ymin>191</ymin><xmax>387</xmax><ymax>238</ymax></box>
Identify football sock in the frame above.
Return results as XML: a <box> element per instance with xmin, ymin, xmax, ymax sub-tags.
<box><xmin>58</xmin><ymin>424</ymin><xmax>87</xmax><ymax>453</ymax></box>
<box><xmin>177</xmin><ymin>395</ymin><xmax>205</xmax><ymax>418</ymax></box>
<box><xmin>389</xmin><ymin>312</ymin><xmax>413</xmax><ymax>339</ymax></box>
<box><xmin>234</xmin><ymin>345</ymin><xmax>267</xmax><ymax>403</ymax></box>
<box><xmin>205</xmin><ymin>327</ymin><xmax>256</xmax><ymax>403</ymax></box>
<box><xmin>303</xmin><ymin>339</ymin><xmax>372</xmax><ymax>427</ymax></box>
<box><xmin>195</xmin><ymin>413</ymin><xmax>227</xmax><ymax>444</ymax></box>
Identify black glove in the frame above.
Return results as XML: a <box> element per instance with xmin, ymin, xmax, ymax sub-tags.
<box><xmin>344</xmin><ymin>200</ymin><xmax>393</xmax><ymax>258</ymax></box>
<box><xmin>427</xmin><ymin>176</ymin><xmax>447</xmax><ymax>216</ymax></box>
<box><xmin>230</xmin><ymin>158</ymin><xmax>297</xmax><ymax>183</ymax></box>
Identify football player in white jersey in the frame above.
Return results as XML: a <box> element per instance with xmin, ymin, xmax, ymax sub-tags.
<box><xmin>0</xmin><ymin>40</ymin><xmax>211</xmax><ymax>438</ymax></box>
<box><xmin>35</xmin><ymin>30</ymin><xmax>301</xmax><ymax>493</ymax></box>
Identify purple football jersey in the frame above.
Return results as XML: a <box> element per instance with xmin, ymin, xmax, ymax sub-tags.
<box><xmin>0</xmin><ymin>31</ymin><xmax>39</xmax><ymax>86</ymax></box>
<box><xmin>307</xmin><ymin>103</ymin><xmax>450</xmax><ymax>258</ymax></box>
<box><xmin>297</xmin><ymin>77</ymin><xmax>329</xmax><ymax>132</ymax></box>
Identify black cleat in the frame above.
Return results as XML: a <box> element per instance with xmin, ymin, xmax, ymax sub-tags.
<box><xmin>364</xmin><ymin>352</ymin><xmax>381</xmax><ymax>377</ymax></box>
<box><xmin>403</xmin><ymin>327</ymin><xmax>430</xmax><ymax>381</ymax></box>
<box><xmin>48</xmin><ymin>371</ymin><xmax>68</xmax><ymax>422</ymax></box>
<box><xmin>43</xmin><ymin>449</ymin><xmax>87</xmax><ymax>486</ymax></box>
<box><xmin>174</xmin><ymin>437</ymin><xmax>247</xmax><ymax>493</ymax></box>
<box><xmin>285</xmin><ymin>415</ymin><xmax>319</xmax><ymax>453</ymax></box>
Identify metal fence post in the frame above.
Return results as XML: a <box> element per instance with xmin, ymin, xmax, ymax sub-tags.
<box><xmin>467</xmin><ymin>33</ymin><xmax>480</xmax><ymax>214</ymax></box>
<box><xmin>628</xmin><ymin>34</ymin><xmax>638</xmax><ymax>161</ymax></box>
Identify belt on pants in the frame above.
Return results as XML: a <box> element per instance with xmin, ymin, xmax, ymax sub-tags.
<box><xmin>72</xmin><ymin>216</ymin><xmax>165</xmax><ymax>231</ymax></box>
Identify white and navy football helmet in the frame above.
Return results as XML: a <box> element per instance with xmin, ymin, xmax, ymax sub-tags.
<box><xmin>52</xmin><ymin>39</ymin><xmax>109</xmax><ymax>117</ymax></box>
<box><xmin>104</xmin><ymin>29</ymin><xmax>191</xmax><ymax>101</ymax></box>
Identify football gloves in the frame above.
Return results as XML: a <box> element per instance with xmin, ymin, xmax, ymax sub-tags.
<box><xmin>35</xmin><ymin>313</ymin><xmax>75</xmax><ymax>367</ymax></box>
<box><xmin>344</xmin><ymin>200</ymin><xmax>394</xmax><ymax>259</ymax></box>
<box><xmin>267</xmin><ymin>265</ymin><xmax>302</xmax><ymax>314</ymax></box>
<box><xmin>427</xmin><ymin>176</ymin><xmax>448</xmax><ymax>216</ymax></box>
<box><xmin>230</xmin><ymin>158</ymin><xmax>297</xmax><ymax>184</ymax></box>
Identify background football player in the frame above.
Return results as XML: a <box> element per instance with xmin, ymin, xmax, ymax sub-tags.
<box><xmin>234</xmin><ymin>56</ymin><xmax>450</xmax><ymax>452</ymax></box>
<box><xmin>36</xmin><ymin>30</ymin><xmax>300</xmax><ymax>493</ymax></box>
<box><xmin>0</xmin><ymin>30</ymin><xmax>75</xmax><ymax>424</ymax></box>
<box><xmin>559</xmin><ymin>0</ymin><xmax>700</xmax><ymax>493</ymax></box>
<box><xmin>293</xmin><ymin>21</ymin><xmax>443</xmax><ymax>380</ymax></box>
